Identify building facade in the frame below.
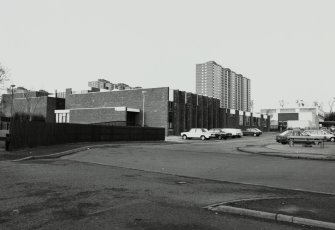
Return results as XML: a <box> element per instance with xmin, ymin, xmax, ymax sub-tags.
<box><xmin>53</xmin><ymin>87</ymin><xmax>269</xmax><ymax>136</ymax></box>
<box><xmin>1</xmin><ymin>91</ymin><xmax>65</xmax><ymax>123</ymax></box>
<box><xmin>196</xmin><ymin>61</ymin><xmax>251</xmax><ymax>111</ymax></box>
<box><xmin>1</xmin><ymin>84</ymin><xmax>269</xmax><ymax>136</ymax></box>
<box><xmin>260</xmin><ymin>107</ymin><xmax>325</xmax><ymax>130</ymax></box>
<box><xmin>88</xmin><ymin>79</ymin><xmax>141</xmax><ymax>91</ymax></box>
<box><xmin>57</xmin><ymin>87</ymin><xmax>170</xmax><ymax>134</ymax></box>
<box><xmin>170</xmin><ymin>89</ymin><xmax>269</xmax><ymax>135</ymax></box>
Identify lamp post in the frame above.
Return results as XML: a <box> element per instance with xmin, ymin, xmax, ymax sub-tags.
<box><xmin>9</xmin><ymin>84</ymin><xmax>16</xmax><ymax>146</ymax></box>
<box><xmin>10</xmin><ymin>84</ymin><xmax>15</xmax><ymax>119</ymax></box>
<box><xmin>142</xmin><ymin>91</ymin><xmax>147</xmax><ymax>127</ymax></box>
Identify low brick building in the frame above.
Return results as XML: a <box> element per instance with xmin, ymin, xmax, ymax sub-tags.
<box><xmin>170</xmin><ymin>90</ymin><xmax>269</xmax><ymax>135</ymax></box>
<box><xmin>57</xmin><ymin>87</ymin><xmax>170</xmax><ymax>134</ymax></box>
<box><xmin>55</xmin><ymin>87</ymin><xmax>269</xmax><ymax>136</ymax></box>
<box><xmin>1</xmin><ymin>92</ymin><xmax>65</xmax><ymax>122</ymax></box>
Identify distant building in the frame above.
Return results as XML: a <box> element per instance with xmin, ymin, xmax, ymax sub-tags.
<box><xmin>196</xmin><ymin>61</ymin><xmax>251</xmax><ymax>111</ymax></box>
<box><xmin>88</xmin><ymin>79</ymin><xmax>141</xmax><ymax>91</ymax></box>
<box><xmin>88</xmin><ymin>79</ymin><xmax>114</xmax><ymax>90</ymax></box>
<box><xmin>6</xmin><ymin>87</ymin><xmax>50</xmax><ymax>96</ymax></box>
<box><xmin>6</xmin><ymin>86</ymin><xmax>28</xmax><ymax>94</ymax></box>
<box><xmin>260</xmin><ymin>107</ymin><xmax>325</xmax><ymax>130</ymax></box>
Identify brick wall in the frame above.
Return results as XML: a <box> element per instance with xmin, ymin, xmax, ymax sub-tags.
<box><xmin>10</xmin><ymin>97</ymin><xmax>48</xmax><ymax>120</ymax></box>
<box><xmin>69</xmin><ymin>108</ymin><xmax>127</xmax><ymax>124</ymax></box>
<box><xmin>171</xmin><ymin>89</ymin><xmax>270</xmax><ymax>135</ymax></box>
<box><xmin>46</xmin><ymin>97</ymin><xmax>65</xmax><ymax>123</ymax></box>
<box><xmin>197</xmin><ymin>95</ymin><xmax>204</xmax><ymax>128</ymax></box>
<box><xmin>1</xmin><ymin>95</ymin><xmax>64</xmax><ymax>123</ymax></box>
<box><xmin>66</xmin><ymin>87</ymin><xmax>169</xmax><ymax>135</ymax></box>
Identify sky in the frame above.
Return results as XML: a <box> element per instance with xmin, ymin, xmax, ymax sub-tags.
<box><xmin>0</xmin><ymin>0</ymin><xmax>334</xmax><ymax>112</ymax></box>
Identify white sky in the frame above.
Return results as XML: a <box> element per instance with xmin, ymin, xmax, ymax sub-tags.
<box><xmin>1</xmin><ymin>0</ymin><xmax>334</xmax><ymax>112</ymax></box>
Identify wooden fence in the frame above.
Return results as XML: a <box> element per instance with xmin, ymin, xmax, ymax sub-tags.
<box><xmin>8</xmin><ymin>121</ymin><xmax>165</xmax><ymax>150</ymax></box>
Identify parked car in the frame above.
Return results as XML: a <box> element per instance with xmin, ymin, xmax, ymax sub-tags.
<box><xmin>242</xmin><ymin>128</ymin><xmax>262</xmax><ymax>137</ymax></box>
<box><xmin>180</xmin><ymin>128</ymin><xmax>211</xmax><ymax>140</ymax></box>
<box><xmin>221</xmin><ymin>128</ymin><xmax>243</xmax><ymax>138</ymax></box>
<box><xmin>208</xmin><ymin>128</ymin><xmax>228</xmax><ymax>140</ymax></box>
<box><xmin>220</xmin><ymin>129</ymin><xmax>233</xmax><ymax>138</ymax></box>
<box><xmin>302</xmin><ymin>129</ymin><xmax>335</xmax><ymax>142</ymax></box>
<box><xmin>276</xmin><ymin>129</ymin><xmax>303</xmax><ymax>144</ymax></box>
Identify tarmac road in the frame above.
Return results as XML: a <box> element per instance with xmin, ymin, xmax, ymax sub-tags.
<box><xmin>63</xmin><ymin>133</ymin><xmax>335</xmax><ymax>194</ymax></box>
<box><xmin>1</xmin><ymin>133</ymin><xmax>334</xmax><ymax>229</ymax></box>
<box><xmin>0</xmin><ymin>158</ymin><xmax>314</xmax><ymax>230</ymax></box>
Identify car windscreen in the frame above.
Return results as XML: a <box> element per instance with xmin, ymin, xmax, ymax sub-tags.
<box><xmin>280</xmin><ymin>130</ymin><xmax>291</xmax><ymax>136</ymax></box>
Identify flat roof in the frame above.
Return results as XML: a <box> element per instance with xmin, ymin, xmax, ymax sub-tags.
<box><xmin>55</xmin><ymin>106</ymin><xmax>140</xmax><ymax>113</ymax></box>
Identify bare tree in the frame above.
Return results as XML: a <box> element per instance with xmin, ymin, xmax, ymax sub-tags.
<box><xmin>0</xmin><ymin>65</ymin><xmax>6</xmax><ymax>81</ymax></box>
<box><xmin>0</xmin><ymin>63</ymin><xmax>10</xmax><ymax>91</ymax></box>
<box><xmin>312</xmin><ymin>101</ymin><xmax>324</xmax><ymax>111</ymax></box>
<box><xmin>329</xmin><ymin>97</ymin><xmax>335</xmax><ymax>113</ymax></box>
<box><xmin>22</xmin><ymin>89</ymin><xmax>43</xmax><ymax>121</ymax></box>
<box><xmin>249</xmin><ymin>100</ymin><xmax>254</xmax><ymax>112</ymax></box>
<box><xmin>279</xmin><ymin>99</ymin><xmax>285</xmax><ymax>108</ymax></box>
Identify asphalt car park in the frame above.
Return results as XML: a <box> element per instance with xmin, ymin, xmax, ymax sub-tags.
<box><xmin>1</xmin><ymin>132</ymin><xmax>335</xmax><ymax>230</ymax></box>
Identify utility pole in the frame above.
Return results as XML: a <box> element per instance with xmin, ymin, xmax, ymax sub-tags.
<box><xmin>142</xmin><ymin>91</ymin><xmax>147</xmax><ymax>127</ymax></box>
<box><xmin>10</xmin><ymin>84</ymin><xmax>15</xmax><ymax>119</ymax></box>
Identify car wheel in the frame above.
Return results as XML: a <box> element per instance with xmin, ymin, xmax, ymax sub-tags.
<box><xmin>331</xmin><ymin>137</ymin><xmax>335</xmax><ymax>142</ymax></box>
<box><xmin>182</xmin><ymin>135</ymin><xmax>187</xmax><ymax>140</ymax></box>
<box><xmin>218</xmin><ymin>135</ymin><xmax>222</xmax><ymax>140</ymax></box>
<box><xmin>253</xmin><ymin>133</ymin><xmax>257</xmax><ymax>137</ymax></box>
<box><xmin>281</xmin><ymin>142</ymin><xmax>286</xmax><ymax>145</ymax></box>
<box><xmin>201</xmin><ymin>135</ymin><xmax>206</xmax><ymax>141</ymax></box>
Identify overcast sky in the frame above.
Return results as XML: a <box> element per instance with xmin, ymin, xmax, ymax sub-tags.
<box><xmin>1</xmin><ymin>0</ymin><xmax>334</xmax><ymax>112</ymax></box>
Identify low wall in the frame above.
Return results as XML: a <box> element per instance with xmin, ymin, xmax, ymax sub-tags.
<box><xmin>8</xmin><ymin>121</ymin><xmax>165</xmax><ymax>151</ymax></box>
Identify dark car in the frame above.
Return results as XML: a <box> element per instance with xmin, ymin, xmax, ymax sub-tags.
<box><xmin>242</xmin><ymin>128</ymin><xmax>262</xmax><ymax>137</ymax></box>
<box><xmin>276</xmin><ymin>130</ymin><xmax>302</xmax><ymax>144</ymax></box>
<box><xmin>208</xmin><ymin>128</ymin><xmax>228</xmax><ymax>140</ymax></box>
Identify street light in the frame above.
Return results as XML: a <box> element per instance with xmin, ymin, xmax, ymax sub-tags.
<box><xmin>9</xmin><ymin>84</ymin><xmax>16</xmax><ymax>141</ymax></box>
<box><xmin>10</xmin><ymin>84</ymin><xmax>15</xmax><ymax>118</ymax></box>
<box><xmin>142</xmin><ymin>91</ymin><xmax>147</xmax><ymax>127</ymax></box>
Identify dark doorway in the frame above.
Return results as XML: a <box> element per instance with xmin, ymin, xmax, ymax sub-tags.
<box><xmin>127</xmin><ymin>112</ymin><xmax>138</xmax><ymax>126</ymax></box>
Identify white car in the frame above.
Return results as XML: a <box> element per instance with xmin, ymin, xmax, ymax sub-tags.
<box><xmin>302</xmin><ymin>129</ymin><xmax>335</xmax><ymax>142</ymax></box>
<box><xmin>180</xmin><ymin>128</ymin><xmax>211</xmax><ymax>140</ymax></box>
<box><xmin>221</xmin><ymin>128</ymin><xmax>243</xmax><ymax>138</ymax></box>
